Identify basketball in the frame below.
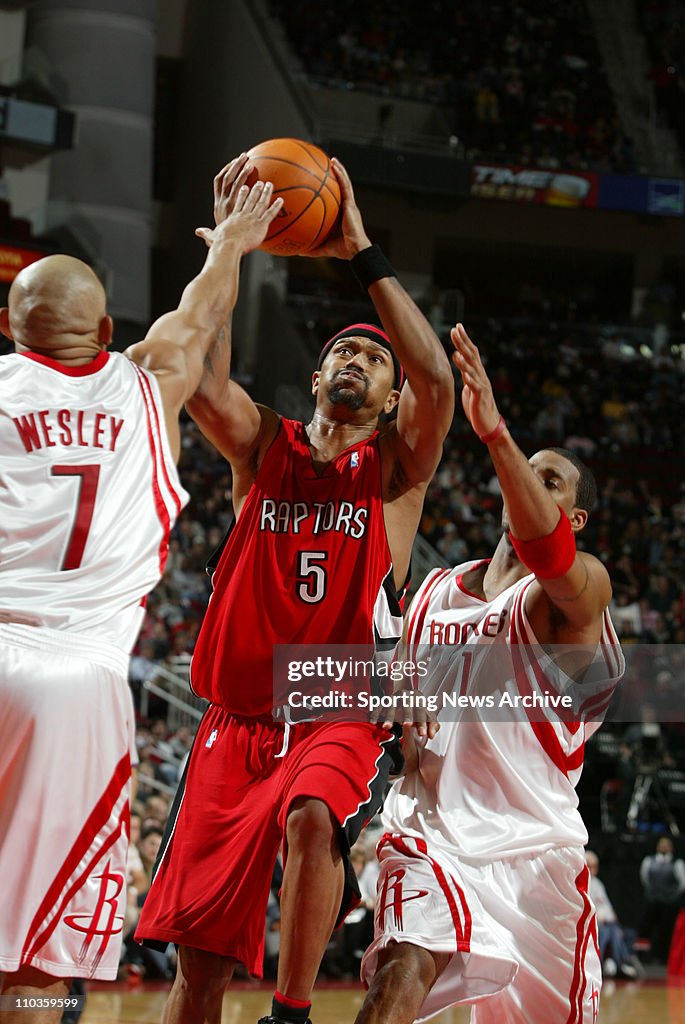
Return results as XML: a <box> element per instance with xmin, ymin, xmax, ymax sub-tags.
<box><xmin>245</xmin><ymin>138</ymin><xmax>341</xmax><ymax>256</ymax></box>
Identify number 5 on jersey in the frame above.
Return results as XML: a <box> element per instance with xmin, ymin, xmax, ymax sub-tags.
<box><xmin>296</xmin><ymin>550</ymin><xmax>328</xmax><ymax>604</ymax></box>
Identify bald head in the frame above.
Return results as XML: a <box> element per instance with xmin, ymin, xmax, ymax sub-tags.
<box><xmin>3</xmin><ymin>255</ymin><xmax>110</xmax><ymax>355</ymax></box>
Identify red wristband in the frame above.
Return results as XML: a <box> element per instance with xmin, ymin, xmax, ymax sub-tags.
<box><xmin>478</xmin><ymin>415</ymin><xmax>506</xmax><ymax>445</ymax></box>
<box><xmin>509</xmin><ymin>510</ymin><xmax>576</xmax><ymax>579</ymax></box>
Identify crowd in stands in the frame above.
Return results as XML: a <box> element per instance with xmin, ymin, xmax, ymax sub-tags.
<box><xmin>421</xmin><ymin>314</ymin><xmax>685</xmax><ymax>646</ymax></box>
<box><xmin>641</xmin><ymin>0</ymin><xmax>685</xmax><ymax>152</ymax></box>
<box><xmin>270</xmin><ymin>0</ymin><xmax>636</xmax><ymax>171</ymax></box>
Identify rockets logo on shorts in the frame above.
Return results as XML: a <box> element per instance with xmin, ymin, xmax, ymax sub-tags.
<box><xmin>64</xmin><ymin>861</ymin><xmax>125</xmax><ymax>970</ymax></box>
<box><xmin>376</xmin><ymin>868</ymin><xmax>429</xmax><ymax>929</ymax></box>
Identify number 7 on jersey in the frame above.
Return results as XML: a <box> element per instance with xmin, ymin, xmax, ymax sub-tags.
<box><xmin>51</xmin><ymin>465</ymin><xmax>101</xmax><ymax>570</ymax></box>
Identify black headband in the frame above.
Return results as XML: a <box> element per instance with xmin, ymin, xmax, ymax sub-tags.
<box><xmin>317</xmin><ymin>323</ymin><xmax>404</xmax><ymax>389</ymax></box>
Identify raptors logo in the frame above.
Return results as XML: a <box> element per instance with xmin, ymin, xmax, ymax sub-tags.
<box><xmin>376</xmin><ymin>868</ymin><xmax>429</xmax><ymax>929</ymax></box>
<box><xmin>64</xmin><ymin>859</ymin><xmax>125</xmax><ymax>970</ymax></box>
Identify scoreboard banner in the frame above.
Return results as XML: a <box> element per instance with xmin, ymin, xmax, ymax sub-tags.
<box><xmin>472</xmin><ymin>165</ymin><xmax>599</xmax><ymax>208</ymax></box>
<box><xmin>472</xmin><ymin>164</ymin><xmax>685</xmax><ymax>217</ymax></box>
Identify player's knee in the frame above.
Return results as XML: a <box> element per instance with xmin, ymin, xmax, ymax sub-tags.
<box><xmin>176</xmin><ymin>946</ymin><xmax>236</xmax><ymax>994</ymax></box>
<box><xmin>286</xmin><ymin>797</ymin><xmax>337</xmax><ymax>853</ymax></box>
<box><xmin>374</xmin><ymin>942</ymin><xmax>437</xmax><ymax>993</ymax></box>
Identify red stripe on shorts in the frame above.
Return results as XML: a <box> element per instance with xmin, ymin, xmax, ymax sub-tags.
<box><xmin>565</xmin><ymin>864</ymin><xmax>593</xmax><ymax>1024</ymax></box>
<box><xmin>384</xmin><ymin>834</ymin><xmax>472</xmax><ymax>952</ymax></box>
<box><xmin>21</xmin><ymin>753</ymin><xmax>130</xmax><ymax>961</ymax></box>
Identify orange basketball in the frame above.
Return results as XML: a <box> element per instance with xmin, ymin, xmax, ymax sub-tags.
<box><xmin>245</xmin><ymin>138</ymin><xmax>341</xmax><ymax>256</ymax></box>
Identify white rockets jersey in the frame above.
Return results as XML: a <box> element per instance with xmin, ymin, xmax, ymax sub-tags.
<box><xmin>383</xmin><ymin>560</ymin><xmax>625</xmax><ymax>861</ymax></box>
<box><xmin>0</xmin><ymin>350</ymin><xmax>188</xmax><ymax>651</ymax></box>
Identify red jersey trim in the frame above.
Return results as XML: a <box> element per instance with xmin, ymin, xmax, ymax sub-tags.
<box><xmin>18</xmin><ymin>350</ymin><xmax>110</xmax><ymax>376</ymax></box>
<box><xmin>134</xmin><ymin>366</ymin><xmax>183</xmax><ymax>516</ymax></box>
<box><xmin>407</xmin><ymin>568</ymin><xmax>451</xmax><ymax>668</ymax></box>
<box><xmin>454</xmin><ymin>559</ymin><xmax>491</xmax><ymax>602</ymax></box>
<box><xmin>509</xmin><ymin>586</ymin><xmax>574</xmax><ymax>779</ymax></box>
<box><xmin>133</xmin><ymin>364</ymin><xmax>172</xmax><ymax>574</ymax></box>
<box><xmin>515</xmin><ymin>585</ymin><xmax>619</xmax><ymax>736</ymax></box>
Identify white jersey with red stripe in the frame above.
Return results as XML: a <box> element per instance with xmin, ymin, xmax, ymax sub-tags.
<box><xmin>0</xmin><ymin>350</ymin><xmax>188</xmax><ymax>652</ymax></box>
<box><xmin>383</xmin><ymin>560</ymin><xmax>624</xmax><ymax>861</ymax></box>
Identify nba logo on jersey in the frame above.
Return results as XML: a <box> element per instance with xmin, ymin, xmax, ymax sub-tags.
<box><xmin>350</xmin><ymin>452</ymin><xmax>360</xmax><ymax>469</ymax></box>
<box><xmin>205</xmin><ymin>728</ymin><xmax>219</xmax><ymax>749</ymax></box>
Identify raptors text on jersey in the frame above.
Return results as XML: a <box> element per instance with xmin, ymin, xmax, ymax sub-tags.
<box><xmin>191</xmin><ymin>418</ymin><xmax>403</xmax><ymax>716</ymax></box>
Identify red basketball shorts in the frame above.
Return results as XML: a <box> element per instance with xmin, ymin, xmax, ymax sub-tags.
<box><xmin>135</xmin><ymin>706</ymin><xmax>397</xmax><ymax>974</ymax></box>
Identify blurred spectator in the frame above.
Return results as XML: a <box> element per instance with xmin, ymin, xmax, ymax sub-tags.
<box><xmin>143</xmin><ymin>794</ymin><xmax>170</xmax><ymax>829</ymax></box>
<box><xmin>586</xmin><ymin>850</ymin><xmax>638</xmax><ymax>978</ymax></box>
<box><xmin>640</xmin><ymin>836</ymin><xmax>685</xmax><ymax>962</ymax></box>
<box><xmin>138</xmin><ymin>826</ymin><xmax>164</xmax><ymax>887</ymax></box>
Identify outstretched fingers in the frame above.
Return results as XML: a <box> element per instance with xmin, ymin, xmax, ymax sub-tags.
<box><xmin>214</xmin><ymin>153</ymin><xmax>249</xmax><ymax>197</ymax></box>
<box><xmin>214</xmin><ymin>153</ymin><xmax>256</xmax><ymax>221</ymax></box>
<box><xmin>451</xmin><ymin>323</ymin><xmax>487</xmax><ymax>388</ymax></box>
<box><xmin>330</xmin><ymin>157</ymin><xmax>354</xmax><ymax>202</ymax></box>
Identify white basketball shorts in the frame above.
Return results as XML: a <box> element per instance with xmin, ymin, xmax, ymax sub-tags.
<box><xmin>0</xmin><ymin>623</ymin><xmax>135</xmax><ymax>980</ymax></box>
<box><xmin>361</xmin><ymin>834</ymin><xmax>601</xmax><ymax>1024</ymax></box>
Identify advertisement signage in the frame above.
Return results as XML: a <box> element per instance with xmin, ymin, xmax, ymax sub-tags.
<box><xmin>472</xmin><ymin>165</ymin><xmax>599</xmax><ymax>208</ymax></box>
<box><xmin>472</xmin><ymin>164</ymin><xmax>685</xmax><ymax>217</ymax></box>
<box><xmin>0</xmin><ymin>246</ymin><xmax>46</xmax><ymax>283</ymax></box>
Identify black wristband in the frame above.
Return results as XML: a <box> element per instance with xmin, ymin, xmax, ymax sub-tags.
<box><xmin>350</xmin><ymin>244</ymin><xmax>396</xmax><ymax>292</ymax></box>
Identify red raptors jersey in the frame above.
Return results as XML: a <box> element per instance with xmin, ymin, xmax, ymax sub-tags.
<box><xmin>191</xmin><ymin>418</ymin><xmax>402</xmax><ymax>715</ymax></box>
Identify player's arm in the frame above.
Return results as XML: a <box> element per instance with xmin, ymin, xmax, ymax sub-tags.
<box><xmin>305</xmin><ymin>158</ymin><xmax>455</xmax><ymax>486</ymax></box>
<box><xmin>451</xmin><ymin>323</ymin><xmax>610</xmax><ymax>634</ymax></box>
<box><xmin>370</xmin><ymin>588</ymin><xmax>440</xmax><ymax>741</ymax></box>
<box><xmin>125</xmin><ymin>176</ymin><xmax>282</xmax><ymax>462</ymax></box>
<box><xmin>371</xmin><ymin>276</ymin><xmax>455</xmax><ymax>486</ymax></box>
<box><xmin>183</xmin><ymin>155</ymin><xmax>280</xmax><ymax>469</ymax></box>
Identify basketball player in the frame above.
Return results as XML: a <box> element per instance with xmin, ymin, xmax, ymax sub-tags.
<box><xmin>135</xmin><ymin>155</ymin><xmax>456</xmax><ymax>1024</ymax></box>
<box><xmin>356</xmin><ymin>323</ymin><xmax>625</xmax><ymax>1024</ymax></box>
<box><xmin>0</xmin><ymin>176</ymin><xmax>282</xmax><ymax>1023</ymax></box>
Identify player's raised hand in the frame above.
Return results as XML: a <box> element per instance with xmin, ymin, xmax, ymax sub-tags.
<box><xmin>450</xmin><ymin>323</ymin><xmax>502</xmax><ymax>441</ymax></box>
<box><xmin>195</xmin><ymin>154</ymin><xmax>257</xmax><ymax>248</ymax></box>
<box><xmin>196</xmin><ymin>181</ymin><xmax>283</xmax><ymax>254</ymax></box>
<box><xmin>304</xmin><ymin>157</ymin><xmax>372</xmax><ymax>260</ymax></box>
<box><xmin>213</xmin><ymin>153</ymin><xmax>255</xmax><ymax>224</ymax></box>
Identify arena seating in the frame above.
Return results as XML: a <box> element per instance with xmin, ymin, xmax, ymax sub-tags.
<box><xmin>269</xmin><ymin>0</ymin><xmax>634</xmax><ymax>170</ymax></box>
